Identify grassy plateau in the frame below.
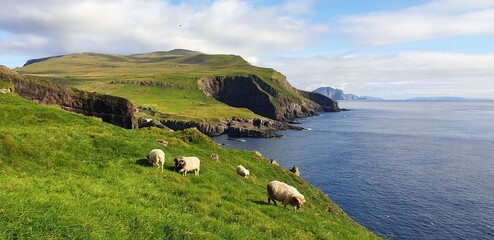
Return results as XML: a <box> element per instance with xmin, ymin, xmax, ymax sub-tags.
<box><xmin>17</xmin><ymin>50</ymin><xmax>302</xmax><ymax>122</ymax></box>
<box><xmin>0</xmin><ymin>86</ymin><xmax>378</xmax><ymax>239</ymax></box>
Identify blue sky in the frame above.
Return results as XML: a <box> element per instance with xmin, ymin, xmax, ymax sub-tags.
<box><xmin>1</xmin><ymin>0</ymin><xmax>494</xmax><ymax>99</ymax></box>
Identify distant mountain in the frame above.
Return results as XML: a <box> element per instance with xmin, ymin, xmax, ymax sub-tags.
<box><xmin>313</xmin><ymin>86</ymin><xmax>383</xmax><ymax>101</ymax></box>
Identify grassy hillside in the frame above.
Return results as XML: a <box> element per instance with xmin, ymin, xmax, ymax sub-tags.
<box><xmin>0</xmin><ymin>92</ymin><xmax>378</xmax><ymax>239</ymax></box>
<box><xmin>17</xmin><ymin>50</ymin><xmax>302</xmax><ymax>122</ymax></box>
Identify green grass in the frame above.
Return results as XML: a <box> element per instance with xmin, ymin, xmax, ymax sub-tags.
<box><xmin>0</xmin><ymin>92</ymin><xmax>378</xmax><ymax>239</ymax></box>
<box><xmin>16</xmin><ymin>51</ymin><xmax>305</xmax><ymax>121</ymax></box>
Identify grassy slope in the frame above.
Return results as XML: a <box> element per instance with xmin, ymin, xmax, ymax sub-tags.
<box><xmin>17</xmin><ymin>51</ymin><xmax>301</xmax><ymax>122</ymax></box>
<box><xmin>0</xmin><ymin>93</ymin><xmax>378</xmax><ymax>239</ymax></box>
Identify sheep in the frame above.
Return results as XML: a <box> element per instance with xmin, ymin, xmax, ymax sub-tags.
<box><xmin>146</xmin><ymin>149</ymin><xmax>165</xmax><ymax>172</ymax></box>
<box><xmin>174</xmin><ymin>156</ymin><xmax>200</xmax><ymax>176</ymax></box>
<box><xmin>267</xmin><ymin>180</ymin><xmax>306</xmax><ymax>211</ymax></box>
<box><xmin>236</xmin><ymin>165</ymin><xmax>250</xmax><ymax>178</ymax></box>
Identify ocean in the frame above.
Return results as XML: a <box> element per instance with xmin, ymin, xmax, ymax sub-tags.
<box><xmin>213</xmin><ymin>101</ymin><xmax>494</xmax><ymax>239</ymax></box>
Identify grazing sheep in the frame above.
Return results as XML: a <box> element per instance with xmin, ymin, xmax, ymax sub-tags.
<box><xmin>236</xmin><ymin>165</ymin><xmax>250</xmax><ymax>178</ymax></box>
<box><xmin>174</xmin><ymin>156</ymin><xmax>200</xmax><ymax>176</ymax></box>
<box><xmin>146</xmin><ymin>149</ymin><xmax>165</xmax><ymax>172</ymax></box>
<box><xmin>267</xmin><ymin>180</ymin><xmax>306</xmax><ymax>211</ymax></box>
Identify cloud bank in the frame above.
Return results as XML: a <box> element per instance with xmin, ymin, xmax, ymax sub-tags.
<box><xmin>1</xmin><ymin>0</ymin><xmax>494</xmax><ymax>99</ymax></box>
<box><xmin>0</xmin><ymin>0</ymin><xmax>325</xmax><ymax>65</ymax></box>
<box><xmin>339</xmin><ymin>0</ymin><xmax>494</xmax><ymax>46</ymax></box>
<box><xmin>272</xmin><ymin>51</ymin><xmax>494</xmax><ymax>99</ymax></box>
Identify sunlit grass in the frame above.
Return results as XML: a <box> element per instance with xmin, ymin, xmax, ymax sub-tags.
<box><xmin>0</xmin><ymin>92</ymin><xmax>378</xmax><ymax>239</ymax></box>
<box><xmin>16</xmin><ymin>51</ymin><xmax>304</xmax><ymax>121</ymax></box>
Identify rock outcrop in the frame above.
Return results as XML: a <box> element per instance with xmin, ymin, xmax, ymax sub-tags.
<box><xmin>0</xmin><ymin>66</ymin><xmax>138</xmax><ymax>129</ymax></box>
<box><xmin>198</xmin><ymin>75</ymin><xmax>340</xmax><ymax>122</ymax></box>
<box><xmin>153</xmin><ymin>117</ymin><xmax>302</xmax><ymax>138</ymax></box>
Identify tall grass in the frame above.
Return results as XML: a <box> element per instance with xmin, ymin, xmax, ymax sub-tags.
<box><xmin>0</xmin><ymin>93</ymin><xmax>378</xmax><ymax>239</ymax></box>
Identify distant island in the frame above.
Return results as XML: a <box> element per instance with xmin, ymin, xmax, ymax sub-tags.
<box><xmin>313</xmin><ymin>86</ymin><xmax>383</xmax><ymax>101</ymax></box>
<box><xmin>406</xmin><ymin>97</ymin><xmax>493</xmax><ymax>101</ymax></box>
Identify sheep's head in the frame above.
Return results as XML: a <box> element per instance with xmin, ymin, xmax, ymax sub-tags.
<box><xmin>174</xmin><ymin>157</ymin><xmax>182</xmax><ymax>171</ymax></box>
<box><xmin>291</xmin><ymin>195</ymin><xmax>306</xmax><ymax>210</ymax></box>
<box><xmin>174</xmin><ymin>157</ymin><xmax>186</xmax><ymax>172</ymax></box>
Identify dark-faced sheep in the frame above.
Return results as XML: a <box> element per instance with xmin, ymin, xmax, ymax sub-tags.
<box><xmin>146</xmin><ymin>149</ymin><xmax>165</xmax><ymax>172</ymax></box>
<box><xmin>174</xmin><ymin>156</ymin><xmax>200</xmax><ymax>176</ymax></box>
<box><xmin>267</xmin><ymin>180</ymin><xmax>306</xmax><ymax>211</ymax></box>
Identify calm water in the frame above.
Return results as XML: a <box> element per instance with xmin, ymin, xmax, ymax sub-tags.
<box><xmin>214</xmin><ymin>101</ymin><xmax>494</xmax><ymax>240</ymax></box>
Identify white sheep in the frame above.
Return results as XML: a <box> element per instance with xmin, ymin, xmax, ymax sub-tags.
<box><xmin>146</xmin><ymin>149</ymin><xmax>165</xmax><ymax>172</ymax></box>
<box><xmin>174</xmin><ymin>156</ymin><xmax>200</xmax><ymax>176</ymax></box>
<box><xmin>236</xmin><ymin>165</ymin><xmax>250</xmax><ymax>178</ymax></box>
<box><xmin>267</xmin><ymin>180</ymin><xmax>306</xmax><ymax>211</ymax></box>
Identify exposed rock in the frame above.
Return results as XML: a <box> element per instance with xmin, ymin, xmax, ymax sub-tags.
<box><xmin>290</xmin><ymin>165</ymin><xmax>301</xmax><ymax>176</ymax></box>
<box><xmin>252</xmin><ymin>151</ymin><xmax>263</xmax><ymax>157</ymax></box>
<box><xmin>326</xmin><ymin>206</ymin><xmax>333</xmax><ymax>213</ymax></box>
<box><xmin>269</xmin><ymin>159</ymin><xmax>279</xmax><ymax>166</ymax></box>
<box><xmin>0</xmin><ymin>66</ymin><xmax>138</xmax><ymax>129</ymax></box>
<box><xmin>158</xmin><ymin>117</ymin><xmax>302</xmax><ymax>138</ymax></box>
<box><xmin>227</xmin><ymin>117</ymin><xmax>301</xmax><ymax>138</ymax></box>
<box><xmin>210</xmin><ymin>153</ymin><xmax>220</xmax><ymax>161</ymax></box>
<box><xmin>298</xmin><ymin>90</ymin><xmax>340</xmax><ymax>112</ymax></box>
<box><xmin>138</xmin><ymin>117</ymin><xmax>172</xmax><ymax>130</ymax></box>
<box><xmin>157</xmin><ymin>139</ymin><xmax>169</xmax><ymax>146</ymax></box>
<box><xmin>109</xmin><ymin>80</ymin><xmax>183</xmax><ymax>89</ymax></box>
<box><xmin>198</xmin><ymin>75</ymin><xmax>339</xmax><ymax>122</ymax></box>
<box><xmin>159</xmin><ymin>119</ymin><xmax>228</xmax><ymax>136</ymax></box>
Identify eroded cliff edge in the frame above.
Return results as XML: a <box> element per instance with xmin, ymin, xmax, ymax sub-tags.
<box><xmin>0</xmin><ymin>66</ymin><xmax>138</xmax><ymax>129</ymax></box>
<box><xmin>198</xmin><ymin>75</ymin><xmax>339</xmax><ymax>122</ymax></box>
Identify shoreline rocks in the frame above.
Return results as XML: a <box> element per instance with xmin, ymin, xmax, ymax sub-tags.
<box><xmin>141</xmin><ymin>117</ymin><xmax>304</xmax><ymax>138</ymax></box>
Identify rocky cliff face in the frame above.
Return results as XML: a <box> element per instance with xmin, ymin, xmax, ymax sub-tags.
<box><xmin>198</xmin><ymin>75</ymin><xmax>339</xmax><ymax>122</ymax></box>
<box><xmin>156</xmin><ymin>117</ymin><xmax>302</xmax><ymax>138</ymax></box>
<box><xmin>313</xmin><ymin>86</ymin><xmax>382</xmax><ymax>101</ymax></box>
<box><xmin>0</xmin><ymin>66</ymin><xmax>138</xmax><ymax>129</ymax></box>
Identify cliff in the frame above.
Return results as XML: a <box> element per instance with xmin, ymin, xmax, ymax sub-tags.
<box><xmin>155</xmin><ymin>117</ymin><xmax>303</xmax><ymax>138</ymax></box>
<box><xmin>198</xmin><ymin>75</ymin><xmax>339</xmax><ymax>122</ymax></box>
<box><xmin>0</xmin><ymin>66</ymin><xmax>138</xmax><ymax>129</ymax></box>
<box><xmin>313</xmin><ymin>86</ymin><xmax>383</xmax><ymax>101</ymax></box>
<box><xmin>313</xmin><ymin>86</ymin><xmax>360</xmax><ymax>100</ymax></box>
<box><xmin>16</xmin><ymin>50</ymin><xmax>340</xmax><ymax>137</ymax></box>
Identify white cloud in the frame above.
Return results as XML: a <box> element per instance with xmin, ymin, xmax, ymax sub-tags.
<box><xmin>269</xmin><ymin>51</ymin><xmax>494</xmax><ymax>99</ymax></box>
<box><xmin>0</xmin><ymin>0</ymin><xmax>326</xmax><ymax>66</ymax></box>
<box><xmin>340</xmin><ymin>0</ymin><xmax>494</xmax><ymax>46</ymax></box>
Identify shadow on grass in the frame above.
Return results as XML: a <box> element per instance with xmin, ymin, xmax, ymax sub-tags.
<box><xmin>166</xmin><ymin>166</ymin><xmax>177</xmax><ymax>172</ymax></box>
<box><xmin>135</xmin><ymin>158</ymin><xmax>153</xmax><ymax>167</ymax></box>
<box><xmin>135</xmin><ymin>159</ymin><xmax>178</xmax><ymax>173</ymax></box>
<box><xmin>250</xmin><ymin>199</ymin><xmax>270</xmax><ymax>206</ymax></box>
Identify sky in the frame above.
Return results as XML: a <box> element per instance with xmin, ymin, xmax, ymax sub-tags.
<box><xmin>1</xmin><ymin>0</ymin><xmax>494</xmax><ymax>99</ymax></box>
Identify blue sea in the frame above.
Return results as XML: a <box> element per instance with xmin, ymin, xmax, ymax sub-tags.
<box><xmin>214</xmin><ymin>101</ymin><xmax>494</xmax><ymax>240</ymax></box>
